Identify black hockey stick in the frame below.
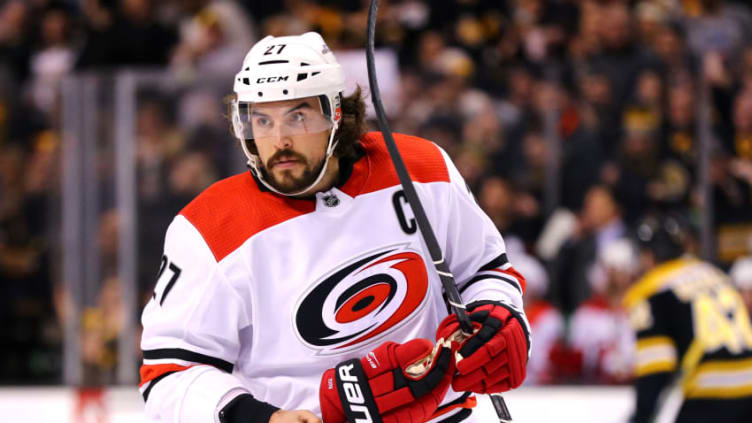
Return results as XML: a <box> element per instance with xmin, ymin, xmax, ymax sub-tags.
<box><xmin>365</xmin><ymin>1</ymin><xmax>513</xmax><ymax>421</ymax></box>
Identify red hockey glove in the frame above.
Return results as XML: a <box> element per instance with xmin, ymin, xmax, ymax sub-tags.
<box><xmin>436</xmin><ymin>300</ymin><xmax>531</xmax><ymax>394</ymax></box>
<box><xmin>319</xmin><ymin>338</ymin><xmax>455</xmax><ymax>423</ymax></box>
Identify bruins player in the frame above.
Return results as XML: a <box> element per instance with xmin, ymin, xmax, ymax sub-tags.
<box><xmin>624</xmin><ymin>215</ymin><xmax>752</xmax><ymax>422</ymax></box>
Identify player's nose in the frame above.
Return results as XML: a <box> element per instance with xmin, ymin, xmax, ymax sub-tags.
<box><xmin>272</xmin><ymin>134</ymin><xmax>293</xmax><ymax>150</ymax></box>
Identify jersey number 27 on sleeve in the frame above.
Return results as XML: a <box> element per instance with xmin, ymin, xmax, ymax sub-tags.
<box><xmin>153</xmin><ymin>255</ymin><xmax>182</xmax><ymax>306</ymax></box>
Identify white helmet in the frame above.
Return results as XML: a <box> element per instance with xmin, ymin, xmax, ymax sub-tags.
<box><xmin>515</xmin><ymin>253</ymin><xmax>549</xmax><ymax>299</ymax></box>
<box><xmin>231</xmin><ymin>32</ymin><xmax>345</xmax><ymax>196</ymax></box>
<box><xmin>730</xmin><ymin>257</ymin><xmax>752</xmax><ymax>290</ymax></box>
<box><xmin>599</xmin><ymin>238</ymin><xmax>638</xmax><ymax>273</ymax></box>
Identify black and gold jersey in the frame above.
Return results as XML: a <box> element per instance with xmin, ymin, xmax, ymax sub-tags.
<box><xmin>624</xmin><ymin>257</ymin><xmax>752</xmax><ymax>422</ymax></box>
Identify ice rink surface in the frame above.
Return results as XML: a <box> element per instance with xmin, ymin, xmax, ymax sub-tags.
<box><xmin>0</xmin><ymin>385</ymin><xmax>676</xmax><ymax>422</ymax></box>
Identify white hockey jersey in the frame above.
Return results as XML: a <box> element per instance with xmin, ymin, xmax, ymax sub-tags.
<box><xmin>139</xmin><ymin>132</ymin><xmax>527</xmax><ymax>423</ymax></box>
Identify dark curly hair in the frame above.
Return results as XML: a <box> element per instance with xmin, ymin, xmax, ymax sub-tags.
<box><xmin>228</xmin><ymin>87</ymin><xmax>367</xmax><ymax>162</ymax></box>
<box><xmin>332</xmin><ymin>86</ymin><xmax>367</xmax><ymax>161</ymax></box>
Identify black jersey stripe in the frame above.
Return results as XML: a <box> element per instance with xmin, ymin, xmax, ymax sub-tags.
<box><xmin>478</xmin><ymin>253</ymin><xmax>509</xmax><ymax>272</ymax></box>
<box><xmin>459</xmin><ymin>274</ymin><xmax>522</xmax><ymax>295</ymax></box>
<box><xmin>142</xmin><ymin>348</ymin><xmax>234</xmax><ymax>373</ymax></box>
<box><xmin>436</xmin><ymin>392</ymin><xmax>471</xmax><ymax>412</ymax></box>
<box><xmin>702</xmin><ymin>349</ymin><xmax>752</xmax><ymax>362</ymax></box>
<box><xmin>142</xmin><ymin>370</ymin><xmax>177</xmax><ymax>402</ymax></box>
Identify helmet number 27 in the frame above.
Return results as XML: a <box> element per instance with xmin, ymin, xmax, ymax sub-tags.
<box><xmin>264</xmin><ymin>44</ymin><xmax>287</xmax><ymax>55</ymax></box>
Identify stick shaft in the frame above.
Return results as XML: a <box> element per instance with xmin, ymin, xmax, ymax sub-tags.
<box><xmin>365</xmin><ymin>1</ymin><xmax>512</xmax><ymax>421</ymax></box>
<box><xmin>365</xmin><ymin>0</ymin><xmax>472</xmax><ymax>335</ymax></box>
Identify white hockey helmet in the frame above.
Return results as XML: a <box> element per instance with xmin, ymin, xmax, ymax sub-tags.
<box><xmin>730</xmin><ymin>256</ymin><xmax>752</xmax><ymax>290</ymax></box>
<box><xmin>231</xmin><ymin>32</ymin><xmax>345</xmax><ymax>196</ymax></box>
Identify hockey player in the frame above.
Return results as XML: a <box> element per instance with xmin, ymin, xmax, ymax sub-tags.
<box><xmin>624</xmin><ymin>215</ymin><xmax>752</xmax><ymax>423</ymax></box>
<box><xmin>568</xmin><ymin>238</ymin><xmax>637</xmax><ymax>384</ymax></box>
<box><xmin>139</xmin><ymin>32</ymin><xmax>530</xmax><ymax>423</ymax></box>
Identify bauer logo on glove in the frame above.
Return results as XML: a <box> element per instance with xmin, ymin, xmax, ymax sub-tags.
<box><xmin>319</xmin><ymin>338</ymin><xmax>455</xmax><ymax>423</ymax></box>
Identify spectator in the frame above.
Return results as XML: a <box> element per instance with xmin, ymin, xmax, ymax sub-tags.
<box><xmin>634</xmin><ymin>1</ymin><xmax>670</xmax><ymax>48</ymax></box>
<box><xmin>553</xmin><ymin>185</ymin><xmax>626</xmax><ymax>313</ymax></box>
<box><xmin>651</xmin><ymin>21</ymin><xmax>695</xmax><ymax>79</ymax></box>
<box><xmin>171</xmin><ymin>0</ymin><xmax>255</xmax><ymax>78</ymax></box>
<box><xmin>135</xmin><ymin>93</ymin><xmax>185</xmax><ymax>202</ymax></box>
<box><xmin>558</xmin><ymin>83</ymin><xmax>605</xmax><ymax>211</ymax></box>
<box><xmin>29</xmin><ymin>3</ymin><xmax>76</xmax><ymax>117</ymax></box>
<box><xmin>633</xmin><ymin>69</ymin><xmax>665</xmax><ymax>115</ymax></box>
<box><xmin>569</xmin><ymin>238</ymin><xmax>638</xmax><ymax>384</ymax></box>
<box><xmin>478</xmin><ymin>175</ymin><xmax>517</xmax><ymax>233</ymax></box>
<box><xmin>453</xmin><ymin>145</ymin><xmax>488</xmax><ymax>190</ymax></box>
<box><xmin>576</xmin><ymin>66</ymin><xmax>620</xmax><ymax>156</ymax></box>
<box><xmin>732</xmin><ymin>89</ymin><xmax>752</xmax><ymax>160</ymax></box>
<box><xmin>512</xmin><ymin>128</ymin><xmax>548</xmax><ymax>200</ymax></box>
<box><xmin>415</xmin><ymin>114</ymin><xmax>462</xmax><ymax>157</ymax></box>
<box><xmin>495</xmin><ymin>63</ymin><xmax>539</xmax><ymax>132</ymax></box>
<box><xmin>608</xmin><ymin>107</ymin><xmax>664</xmax><ymax>223</ymax></box>
<box><xmin>77</xmin><ymin>0</ymin><xmax>178</xmax><ymax>69</ymax></box>
<box><xmin>587</xmin><ymin>2</ymin><xmax>659</xmax><ymax>110</ymax></box>
<box><xmin>0</xmin><ymin>0</ymin><xmax>31</xmax><ymax>82</ymax></box>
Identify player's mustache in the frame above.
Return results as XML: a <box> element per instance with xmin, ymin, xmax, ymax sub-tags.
<box><xmin>267</xmin><ymin>149</ymin><xmax>308</xmax><ymax>168</ymax></box>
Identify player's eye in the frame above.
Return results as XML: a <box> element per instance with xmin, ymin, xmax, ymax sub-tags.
<box><xmin>290</xmin><ymin>111</ymin><xmax>306</xmax><ymax>124</ymax></box>
<box><xmin>254</xmin><ymin>116</ymin><xmax>272</xmax><ymax>128</ymax></box>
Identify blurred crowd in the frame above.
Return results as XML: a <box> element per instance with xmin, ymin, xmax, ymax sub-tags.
<box><xmin>1</xmin><ymin>0</ymin><xmax>752</xmax><ymax>388</ymax></box>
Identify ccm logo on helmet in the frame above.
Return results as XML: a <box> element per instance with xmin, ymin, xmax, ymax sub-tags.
<box><xmin>256</xmin><ymin>76</ymin><xmax>289</xmax><ymax>83</ymax></box>
<box><xmin>338</xmin><ymin>364</ymin><xmax>373</xmax><ymax>423</ymax></box>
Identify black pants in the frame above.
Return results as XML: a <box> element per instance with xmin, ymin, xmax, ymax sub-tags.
<box><xmin>676</xmin><ymin>397</ymin><xmax>752</xmax><ymax>423</ymax></box>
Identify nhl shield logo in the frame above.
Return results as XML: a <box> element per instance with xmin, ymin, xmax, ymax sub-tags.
<box><xmin>293</xmin><ymin>244</ymin><xmax>430</xmax><ymax>355</ymax></box>
<box><xmin>323</xmin><ymin>194</ymin><xmax>340</xmax><ymax>207</ymax></box>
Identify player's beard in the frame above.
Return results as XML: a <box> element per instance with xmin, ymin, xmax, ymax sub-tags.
<box><xmin>263</xmin><ymin>149</ymin><xmax>325</xmax><ymax>194</ymax></box>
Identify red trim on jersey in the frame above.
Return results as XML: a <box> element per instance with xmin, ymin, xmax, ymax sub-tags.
<box><xmin>489</xmin><ymin>266</ymin><xmax>527</xmax><ymax>293</ymax></box>
<box><xmin>139</xmin><ymin>363</ymin><xmax>195</xmax><ymax>386</ymax></box>
<box><xmin>180</xmin><ymin>173</ymin><xmax>316</xmax><ymax>262</ymax></box>
<box><xmin>341</xmin><ymin>132</ymin><xmax>450</xmax><ymax>197</ymax></box>
<box><xmin>180</xmin><ymin>132</ymin><xmax>450</xmax><ymax>262</ymax></box>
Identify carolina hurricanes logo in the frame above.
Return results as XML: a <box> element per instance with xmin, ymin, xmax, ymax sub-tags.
<box><xmin>294</xmin><ymin>244</ymin><xmax>429</xmax><ymax>355</ymax></box>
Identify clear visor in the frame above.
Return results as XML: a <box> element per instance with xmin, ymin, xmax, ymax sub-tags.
<box><xmin>232</xmin><ymin>97</ymin><xmax>333</xmax><ymax>141</ymax></box>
